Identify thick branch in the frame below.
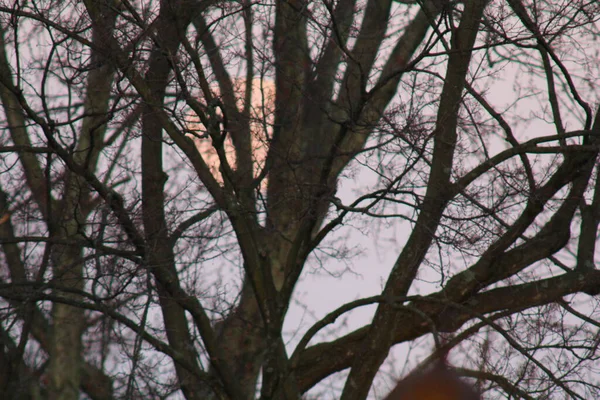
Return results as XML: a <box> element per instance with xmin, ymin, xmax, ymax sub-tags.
<box><xmin>295</xmin><ymin>269</ymin><xmax>600</xmax><ymax>392</ymax></box>
<box><xmin>340</xmin><ymin>3</ymin><xmax>487</xmax><ymax>398</ymax></box>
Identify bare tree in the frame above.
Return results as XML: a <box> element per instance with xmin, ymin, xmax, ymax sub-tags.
<box><xmin>1</xmin><ymin>0</ymin><xmax>600</xmax><ymax>399</ymax></box>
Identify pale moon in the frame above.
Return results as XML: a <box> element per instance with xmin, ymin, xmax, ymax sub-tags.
<box><xmin>189</xmin><ymin>78</ymin><xmax>275</xmax><ymax>190</ymax></box>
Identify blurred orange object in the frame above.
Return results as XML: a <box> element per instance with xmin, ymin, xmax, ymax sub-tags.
<box><xmin>0</xmin><ymin>213</ymin><xmax>9</xmax><ymax>225</ymax></box>
<box><xmin>384</xmin><ymin>362</ymin><xmax>480</xmax><ymax>400</ymax></box>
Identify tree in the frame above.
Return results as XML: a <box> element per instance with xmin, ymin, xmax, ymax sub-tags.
<box><xmin>0</xmin><ymin>0</ymin><xmax>599</xmax><ymax>399</ymax></box>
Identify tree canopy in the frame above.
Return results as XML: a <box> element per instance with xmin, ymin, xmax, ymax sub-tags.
<box><xmin>0</xmin><ymin>0</ymin><xmax>600</xmax><ymax>399</ymax></box>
